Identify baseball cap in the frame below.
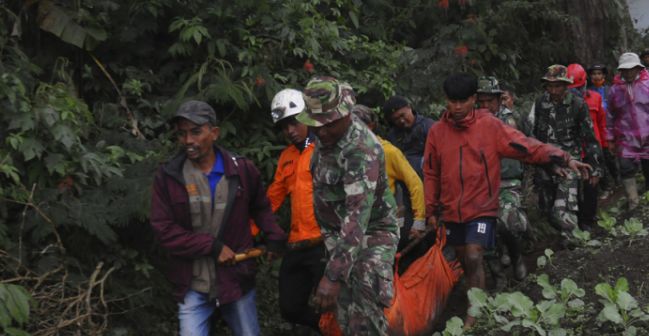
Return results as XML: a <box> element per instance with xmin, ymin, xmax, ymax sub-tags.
<box><xmin>173</xmin><ymin>100</ymin><xmax>218</xmax><ymax>126</ymax></box>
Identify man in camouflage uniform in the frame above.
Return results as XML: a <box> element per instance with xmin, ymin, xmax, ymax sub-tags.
<box><xmin>476</xmin><ymin>76</ymin><xmax>528</xmax><ymax>287</ymax></box>
<box><xmin>531</xmin><ymin>65</ymin><xmax>602</xmax><ymax>235</ymax></box>
<box><xmin>296</xmin><ymin>76</ymin><xmax>399</xmax><ymax>335</ymax></box>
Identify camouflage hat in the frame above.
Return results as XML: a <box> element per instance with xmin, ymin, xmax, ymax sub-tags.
<box><xmin>351</xmin><ymin>104</ymin><xmax>377</xmax><ymax>126</ymax></box>
<box><xmin>296</xmin><ymin>76</ymin><xmax>356</xmax><ymax>127</ymax></box>
<box><xmin>541</xmin><ymin>65</ymin><xmax>573</xmax><ymax>84</ymax></box>
<box><xmin>476</xmin><ymin>76</ymin><xmax>503</xmax><ymax>95</ymax></box>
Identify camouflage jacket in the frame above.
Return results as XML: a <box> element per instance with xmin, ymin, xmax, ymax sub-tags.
<box><xmin>495</xmin><ymin>107</ymin><xmax>524</xmax><ymax>181</ymax></box>
<box><xmin>532</xmin><ymin>92</ymin><xmax>602</xmax><ymax>175</ymax></box>
<box><xmin>311</xmin><ymin>117</ymin><xmax>399</xmax><ymax>283</ymax></box>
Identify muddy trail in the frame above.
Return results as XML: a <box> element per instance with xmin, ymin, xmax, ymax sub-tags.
<box><xmin>434</xmin><ymin>187</ymin><xmax>649</xmax><ymax>335</ymax></box>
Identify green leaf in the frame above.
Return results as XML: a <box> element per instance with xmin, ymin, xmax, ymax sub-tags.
<box><xmin>467</xmin><ymin>287</ymin><xmax>488</xmax><ymax>309</ymax></box>
<box><xmin>19</xmin><ymin>138</ymin><xmax>45</xmax><ymax>161</ymax></box>
<box><xmin>615</xmin><ymin>278</ymin><xmax>630</xmax><ymax>293</ymax></box>
<box><xmin>595</xmin><ymin>283</ymin><xmax>615</xmax><ymax>302</ymax></box>
<box><xmin>442</xmin><ymin>316</ymin><xmax>464</xmax><ymax>336</ymax></box>
<box><xmin>37</xmin><ymin>0</ymin><xmax>104</xmax><ymax>50</ymax></box>
<box><xmin>616</xmin><ymin>292</ymin><xmax>638</xmax><ymax>311</ymax></box>
<box><xmin>543</xmin><ymin>303</ymin><xmax>566</xmax><ymax>325</ymax></box>
<box><xmin>3</xmin><ymin>284</ymin><xmax>30</xmax><ymax>325</ymax></box>
<box><xmin>507</xmin><ymin>292</ymin><xmax>534</xmax><ymax>319</ymax></box>
<box><xmin>0</xmin><ymin>303</ymin><xmax>11</xmax><ymax>328</ymax></box>
<box><xmin>598</xmin><ymin>303</ymin><xmax>623</xmax><ymax>324</ymax></box>
<box><xmin>537</xmin><ymin>256</ymin><xmax>547</xmax><ymax>268</ymax></box>
<box><xmin>5</xmin><ymin>327</ymin><xmax>31</xmax><ymax>336</ymax></box>
<box><xmin>51</xmin><ymin>124</ymin><xmax>77</xmax><ymax>149</ymax></box>
<box><xmin>348</xmin><ymin>11</ymin><xmax>359</xmax><ymax>28</ymax></box>
<box><xmin>537</xmin><ymin>274</ymin><xmax>556</xmax><ymax>300</ymax></box>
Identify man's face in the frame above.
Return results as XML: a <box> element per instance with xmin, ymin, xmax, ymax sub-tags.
<box><xmin>446</xmin><ymin>95</ymin><xmax>476</xmax><ymax>122</ymax></box>
<box><xmin>544</xmin><ymin>82</ymin><xmax>568</xmax><ymax>103</ymax></box>
<box><xmin>388</xmin><ymin>106</ymin><xmax>415</xmax><ymax>129</ymax></box>
<box><xmin>501</xmin><ymin>90</ymin><xmax>514</xmax><ymax>110</ymax></box>
<box><xmin>589</xmin><ymin>69</ymin><xmax>605</xmax><ymax>83</ymax></box>
<box><xmin>313</xmin><ymin>115</ymin><xmax>352</xmax><ymax>148</ymax></box>
<box><xmin>477</xmin><ymin>93</ymin><xmax>501</xmax><ymax>114</ymax></box>
<box><xmin>176</xmin><ymin>119</ymin><xmax>220</xmax><ymax>164</ymax></box>
<box><xmin>278</xmin><ymin>117</ymin><xmax>308</xmax><ymax>146</ymax></box>
<box><xmin>621</xmin><ymin>67</ymin><xmax>642</xmax><ymax>83</ymax></box>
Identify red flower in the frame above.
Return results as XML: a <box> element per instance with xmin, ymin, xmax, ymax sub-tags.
<box><xmin>57</xmin><ymin>176</ymin><xmax>74</xmax><ymax>192</ymax></box>
<box><xmin>303</xmin><ymin>59</ymin><xmax>314</xmax><ymax>73</ymax></box>
<box><xmin>437</xmin><ymin>0</ymin><xmax>449</xmax><ymax>9</ymax></box>
<box><xmin>454</xmin><ymin>44</ymin><xmax>469</xmax><ymax>57</ymax></box>
<box><xmin>255</xmin><ymin>76</ymin><xmax>265</xmax><ymax>87</ymax></box>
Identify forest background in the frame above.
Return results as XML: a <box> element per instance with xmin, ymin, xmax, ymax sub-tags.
<box><xmin>0</xmin><ymin>0</ymin><xmax>647</xmax><ymax>335</ymax></box>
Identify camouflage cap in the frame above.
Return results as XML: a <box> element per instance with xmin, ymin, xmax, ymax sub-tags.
<box><xmin>541</xmin><ymin>65</ymin><xmax>573</xmax><ymax>84</ymax></box>
<box><xmin>476</xmin><ymin>76</ymin><xmax>503</xmax><ymax>95</ymax></box>
<box><xmin>296</xmin><ymin>76</ymin><xmax>356</xmax><ymax>127</ymax></box>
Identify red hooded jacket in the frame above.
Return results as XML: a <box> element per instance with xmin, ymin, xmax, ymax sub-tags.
<box><xmin>423</xmin><ymin>109</ymin><xmax>571</xmax><ymax>223</ymax></box>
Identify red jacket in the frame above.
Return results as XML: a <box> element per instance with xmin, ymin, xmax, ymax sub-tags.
<box><xmin>583</xmin><ymin>90</ymin><xmax>608</xmax><ymax>148</ymax></box>
<box><xmin>423</xmin><ymin>109</ymin><xmax>570</xmax><ymax>223</ymax></box>
<box><xmin>150</xmin><ymin>146</ymin><xmax>286</xmax><ymax>303</ymax></box>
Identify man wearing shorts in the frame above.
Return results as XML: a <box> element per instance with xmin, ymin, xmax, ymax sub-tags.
<box><xmin>423</xmin><ymin>73</ymin><xmax>592</xmax><ymax>329</ymax></box>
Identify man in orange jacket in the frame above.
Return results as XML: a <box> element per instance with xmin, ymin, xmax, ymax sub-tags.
<box><xmin>424</xmin><ymin>73</ymin><xmax>592</xmax><ymax>329</ymax></box>
<box><xmin>267</xmin><ymin>89</ymin><xmax>325</xmax><ymax>332</ymax></box>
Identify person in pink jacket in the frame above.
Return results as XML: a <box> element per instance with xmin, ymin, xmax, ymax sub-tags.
<box><xmin>607</xmin><ymin>52</ymin><xmax>649</xmax><ymax>209</ymax></box>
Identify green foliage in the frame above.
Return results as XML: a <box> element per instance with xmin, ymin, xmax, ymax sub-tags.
<box><xmin>569</xmin><ymin>228</ymin><xmax>602</xmax><ymax>248</ymax></box>
<box><xmin>434</xmin><ymin>316</ymin><xmax>464</xmax><ymax>336</ymax></box>
<box><xmin>467</xmin><ymin>287</ymin><xmax>569</xmax><ymax>336</ymax></box>
<box><xmin>597</xmin><ymin>210</ymin><xmax>618</xmax><ymax>236</ymax></box>
<box><xmin>536</xmin><ymin>274</ymin><xmax>586</xmax><ymax>314</ymax></box>
<box><xmin>0</xmin><ymin>284</ymin><xmax>32</xmax><ymax>335</ymax></box>
<box><xmin>537</xmin><ymin>248</ymin><xmax>555</xmax><ymax>269</ymax></box>
<box><xmin>620</xmin><ymin>218</ymin><xmax>648</xmax><ymax>239</ymax></box>
<box><xmin>595</xmin><ymin>278</ymin><xmax>649</xmax><ymax>335</ymax></box>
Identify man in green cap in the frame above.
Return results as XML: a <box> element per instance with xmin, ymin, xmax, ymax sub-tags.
<box><xmin>476</xmin><ymin>76</ymin><xmax>529</xmax><ymax>286</ymax></box>
<box><xmin>531</xmin><ymin>65</ymin><xmax>602</xmax><ymax>238</ymax></box>
<box><xmin>296</xmin><ymin>76</ymin><xmax>399</xmax><ymax>335</ymax></box>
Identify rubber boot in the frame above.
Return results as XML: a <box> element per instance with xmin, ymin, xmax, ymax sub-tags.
<box><xmin>622</xmin><ymin>178</ymin><xmax>640</xmax><ymax>210</ymax></box>
<box><xmin>487</xmin><ymin>257</ymin><xmax>507</xmax><ymax>291</ymax></box>
<box><xmin>513</xmin><ymin>256</ymin><xmax>528</xmax><ymax>281</ymax></box>
<box><xmin>500</xmin><ymin>245</ymin><xmax>511</xmax><ymax>266</ymax></box>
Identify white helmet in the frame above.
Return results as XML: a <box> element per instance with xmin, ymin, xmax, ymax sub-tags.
<box><xmin>270</xmin><ymin>89</ymin><xmax>306</xmax><ymax>124</ymax></box>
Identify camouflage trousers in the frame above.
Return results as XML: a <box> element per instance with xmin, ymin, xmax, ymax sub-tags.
<box><xmin>335</xmin><ymin>246</ymin><xmax>396</xmax><ymax>335</ymax></box>
<box><xmin>497</xmin><ymin>179</ymin><xmax>528</xmax><ymax>237</ymax></box>
<box><xmin>534</xmin><ymin>170</ymin><xmax>579</xmax><ymax>231</ymax></box>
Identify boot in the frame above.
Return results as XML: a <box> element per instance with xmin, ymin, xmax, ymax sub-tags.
<box><xmin>513</xmin><ymin>256</ymin><xmax>528</xmax><ymax>281</ymax></box>
<box><xmin>487</xmin><ymin>258</ymin><xmax>507</xmax><ymax>291</ymax></box>
<box><xmin>622</xmin><ymin>178</ymin><xmax>640</xmax><ymax>210</ymax></box>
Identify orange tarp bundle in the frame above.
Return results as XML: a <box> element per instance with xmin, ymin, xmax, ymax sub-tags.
<box><xmin>320</xmin><ymin>228</ymin><xmax>462</xmax><ymax>335</ymax></box>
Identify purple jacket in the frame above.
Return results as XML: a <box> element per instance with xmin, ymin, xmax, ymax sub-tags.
<box><xmin>150</xmin><ymin>145</ymin><xmax>286</xmax><ymax>303</ymax></box>
<box><xmin>607</xmin><ymin>69</ymin><xmax>649</xmax><ymax>160</ymax></box>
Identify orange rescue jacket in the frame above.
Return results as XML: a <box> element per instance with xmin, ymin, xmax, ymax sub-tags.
<box><xmin>265</xmin><ymin>143</ymin><xmax>321</xmax><ymax>243</ymax></box>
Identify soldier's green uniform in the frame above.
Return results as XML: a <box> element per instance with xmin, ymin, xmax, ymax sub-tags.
<box><xmin>297</xmin><ymin>77</ymin><xmax>399</xmax><ymax>335</ymax></box>
<box><xmin>495</xmin><ymin>106</ymin><xmax>528</xmax><ymax>236</ymax></box>
<box><xmin>477</xmin><ymin>76</ymin><xmax>529</xmax><ymax>284</ymax></box>
<box><xmin>532</xmin><ymin>65</ymin><xmax>602</xmax><ymax>231</ymax></box>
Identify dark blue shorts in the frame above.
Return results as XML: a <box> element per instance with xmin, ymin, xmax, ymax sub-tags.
<box><xmin>445</xmin><ymin>217</ymin><xmax>496</xmax><ymax>249</ymax></box>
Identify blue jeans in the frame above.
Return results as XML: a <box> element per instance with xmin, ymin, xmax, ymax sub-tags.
<box><xmin>178</xmin><ymin>289</ymin><xmax>260</xmax><ymax>336</ymax></box>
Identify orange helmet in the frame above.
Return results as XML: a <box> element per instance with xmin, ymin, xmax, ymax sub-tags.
<box><xmin>567</xmin><ymin>63</ymin><xmax>586</xmax><ymax>88</ymax></box>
